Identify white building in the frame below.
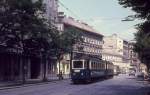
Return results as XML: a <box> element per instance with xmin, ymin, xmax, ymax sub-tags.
<box><xmin>43</xmin><ymin>0</ymin><xmax>58</xmax><ymax>25</ymax></box>
<box><xmin>57</xmin><ymin>15</ymin><xmax>103</xmax><ymax>75</ymax></box>
<box><xmin>102</xmin><ymin>34</ymin><xmax>130</xmax><ymax>73</ymax></box>
<box><xmin>128</xmin><ymin>42</ymin><xmax>141</xmax><ymax>72</ymax></box>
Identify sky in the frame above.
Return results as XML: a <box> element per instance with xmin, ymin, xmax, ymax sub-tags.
<box><xmin>58</xmin><ymin>0</ymin><xmax>140</xmax><ymax>41</ymax></box>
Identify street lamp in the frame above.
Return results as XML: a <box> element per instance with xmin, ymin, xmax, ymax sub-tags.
<box><xmin>57</xmin><ymin>49</ymin><xmax>63</xmax><ymax>80</ymax></box>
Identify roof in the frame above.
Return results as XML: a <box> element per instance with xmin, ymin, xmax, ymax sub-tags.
<box><xmin>63</xmin><ymin>17</ymin><xmax>103</xmax><ymax>37</ymax></box>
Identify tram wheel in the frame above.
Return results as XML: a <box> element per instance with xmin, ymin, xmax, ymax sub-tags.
<box><xmin>72</xmin><ymin>81</ymin><xmax>78</xmax><ymax>84</ymax></box>
<box><xmin>86</xmin><ymin>78</ymin><xmax>91</xmax><ymax>83</ymax></box>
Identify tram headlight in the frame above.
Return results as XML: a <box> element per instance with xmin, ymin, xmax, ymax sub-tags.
<box><xmin>73</xmin><ymin>73</ymin><xmax>76</xmax><ymax>76</ymax></box>
<box><xmin>81</xmin><ymin>72</ymin><xmax>84</xmax><ymax>76</ymax></box>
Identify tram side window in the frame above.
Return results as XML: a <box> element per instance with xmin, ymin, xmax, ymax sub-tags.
<box><xmin>108</xmin><ymin>64</ymin><xmax>110</xmax><ymax>69</ymax></box>
<box><xmin>91</xmin><ymin>62</ymin><xmax>93</xmax><ymax>69</ymax></box>
<box><xmin>94</xmin><ymin>62</ymin><xmax>97</xmax><ymax>70</ymax></box>
<box><xmin>73</xmin><ymin>61</ymin><xmax>83</xmax><ymax>68</ymax></box>
<box><xmin>111</xmin><ymin>64</ymin><xmax>114</xmax><ymax>69</ymax></box>
<box><xmin>101</xmin><ymin>64</ymin><xmax>103</xmax><ymax>69</ymax></box>
<box><xmin>84</xmin><ymin>61</ymin><xmax>88</xmax><ymax>68</ymax></box>
<box><xmin>95</xmin><ymin>62</ymin><xmax>97</xmax><ymax>70</ymax></box>
<box><xmin>105</xmin><ymin>64</ymin><xmax>107</xmax><ymax>69</ymax></box>
<box><xmin>96</xmin><ymin>62</ymin><xmax>98</xmax><ymax>70</ymax></box>
<box><xmin>95</xmin><ymin>62</ymin><xmax>98</xmax><ymax>70</ymax></box>
<box><xmin>92</xmin><ymin>62</ymin><xmax>94</xmax><ymax>69</ymax></box>
<box><xmin>91</xmin><ymin>62</ymin><xmax>95</xmax><ymax>69</ymax></box>
<box><xmin>110</xmin><ymin>64</ymin><xmax>112</xmax><ymax>69</ymax></box>
<box><xmin>97</xmin><ymin>62</ymin><xmax>99</xmax><ymax>70</ymax></box>
<box><xmin>94</xmin><ymin>62</ymin><xmax>96</xmax><ymax>69</ymax></box>
<box><xmin>99</xmin><ymin>63</ymin><xmax>101</xmax><ymax>69</ymax></box>
<box><xmin>102</xmin><ymin>64</ymin><xmax>104</xmax><ymax>69</ymax></box>
<box><xmin>100</xmin><ymin>64</ymin><xmax>102</xmax><ymax>69</ymax></box>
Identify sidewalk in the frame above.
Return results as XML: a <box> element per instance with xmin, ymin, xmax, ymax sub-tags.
<box><xmin>0</xmin><ymin>74</ymin><xmax>70</xmax><ymax>90</ymax></box>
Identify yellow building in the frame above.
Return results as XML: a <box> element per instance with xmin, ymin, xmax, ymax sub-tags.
<box><xmin>139</xmin><ymin>63</ymin><xmax>148</xmax><ymax>75</ymax></box>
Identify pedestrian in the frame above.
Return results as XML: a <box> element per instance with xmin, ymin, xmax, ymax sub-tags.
<box><xmin>59</xmin><ymin>71</ymin><xmax>64</xmax><ymax>80</ymax></box>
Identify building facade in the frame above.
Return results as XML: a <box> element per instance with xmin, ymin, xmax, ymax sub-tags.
<box><xmin>128</xmin><ymin>42</ymin><xmax>141</xmax><ymax>72</ymax></box>
<box><xmin>102</xmin><ymin>34</ymin><xmax>130</xmax><ymax>73</ymax></box>
<box><xmin>123</xmin><ymin>40</ymin><xmax>130</xmax><ymax>63</ymax></box>
<box><xmin>57</xmin><ymin>14</ymin><xmax>103</xmax><ymax>75</ymax></box>
<box><xmin>43</xmin><ymin>0</ymin><xmax>58</xmax><ymax>25</ymax></box>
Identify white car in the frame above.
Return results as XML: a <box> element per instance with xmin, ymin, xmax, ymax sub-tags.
<box><xmin>129</xmin><ymin>71</ymin><xmax>135</xmax><ymax>76</ymax></box>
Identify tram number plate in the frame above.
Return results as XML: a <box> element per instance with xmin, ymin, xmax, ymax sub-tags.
<box><xmin>74</xmin><ymin>70</ymin><xmax>80</xmax><ymax>72</ymax></box>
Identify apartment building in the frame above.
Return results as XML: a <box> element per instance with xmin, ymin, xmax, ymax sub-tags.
<box><xmin>57</xmin><ymin>14</ymin><xmax>103</xmax><ymax>74</ymax></box>
<box><xmin>102</xmin><ymin>34</ymin><xmax>130</xmax><ymax>73</ymax></box>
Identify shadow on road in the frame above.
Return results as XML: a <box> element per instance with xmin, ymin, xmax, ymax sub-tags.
<box><xmin>70</xmin><ymin>77</ymin><xmax>113</xmax><ymax>85</ymax></box>
<box><xmin>127</xmin><ymin>77</ymin><xmax>136</xmax><ymax>79</ymax></box>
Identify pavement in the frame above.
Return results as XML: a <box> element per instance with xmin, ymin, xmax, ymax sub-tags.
<box><xmin>0</xmin><ymin>74</ymin><xmax>149</xmax><ymax>95</ymax></box>
<box><xmin>0</xmin><ymin>80</ymin><xmax>65</xmax><ymax>90</ymax></box>
<box><xmin>0</xmin><ymin>74</ymin><xmax>70</xmax><ymax>90</ymax></box>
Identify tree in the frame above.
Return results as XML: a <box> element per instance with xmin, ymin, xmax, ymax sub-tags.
<box><xmin>118</xmin><ymin>0</ymin><xmax>150</xmax><ymax>70</ymax></box>
<box><xmin>0</xmin><ymin>0</ymin><xmax>49</xmax><ymax>54</ymax></box>
<box><xmin>118</xmin><ymin>0</ymin><xmax>150</xmax><ymax>20</ymax></box>
<box><xmin>49</xmin><ymin>26</ymin><xmax>83</xmax><ymax>79</ymax></box>
<box><xmin>0</xmin><ymin>0</ymin><xmax>83</xmax><ymax>82</ymax></box>
<box><xmin>0</xmin><ymin>0</ymin><xmax>55</xmax><ymax>82</ymax></box>
<box><xmin>134</xmin><ymin>21</ymin><xmax>150</xmax><ymax>70</ymax></box>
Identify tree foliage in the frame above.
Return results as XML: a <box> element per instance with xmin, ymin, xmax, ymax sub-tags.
<box><xmin>0</xmin><ymin>0</ymin><xmax>82</xmax><ymax>58</ymax></box>
<box><xmin>0</xmin><ymin>0</ymin><xmax>50</xmax><ymax>55</ymax></box>
<box><xmin>118</xmin><ymin>0</ymin><xmax>150</xmax><ymax>69</ymax></box>
<box><xmin>118</xmin><ymin>0</ymin><xmax>150</xmax><ymax>20</ymax></box>
<box><xmin>0</xmin><ymin>0</ymin><xmax>82</xmax><ymax>82</ymax></box>
<box><xmin>0</xmin><ymin>0</ymin><xmax>61</xmax><ymax>57</ymax></box>
<box><xmin>50</xmin><ymin>26</ymin><xmax>83</xmax><ymax>60</ymax></box>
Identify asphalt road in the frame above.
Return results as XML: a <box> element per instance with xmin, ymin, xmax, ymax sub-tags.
<box><xmin>0</xmin><ymin>74</ymin><xmax>149</xmax><ymax>95</ymax></box>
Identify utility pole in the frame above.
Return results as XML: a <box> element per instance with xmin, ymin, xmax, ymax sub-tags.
<box><xmin>43</xmin><ymin>53</ymin><xmax>47</xmax><ymax>81</ymax></box>
<box><xmin>70</xmin><ymin>50</ymin><xmax>73</xmax><ymax>77</ymax></box>
<box><xmin>69</xmin><ymin>45</ymin><xmax>74</xmax><ymax>78</ymax></box>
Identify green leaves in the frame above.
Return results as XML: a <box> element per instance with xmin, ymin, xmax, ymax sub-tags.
<box><xmin>60</xmin><ymin>26</ymin><xmax>83</xmax><ymax>52</ymax></box>
<box><xmin>118</xmin><ymin>0</ymin><xmax>150</xmax><ymax>69</ymax></box>
<box><xmin>0</xmin><ymin>0</ymin><xmax>82</xmax><ymax>61</ymax></box>
<box><xmin>0</xmin><ymin>0</ymin><xmax>48</xmax><ymax>55</ymax></box>
<box><xmin>118</xmin><ymin>0</ymin><xmax>150</xmax><ymax>20</ymax></box>
<box><xmin>48</xmin><ymin>26</ymin><xmax>83</xmax><ymax>60</ymax></box>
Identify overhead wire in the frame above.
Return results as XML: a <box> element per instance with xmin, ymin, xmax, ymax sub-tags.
<box><xmin>58</xmin><ymin>0</ymin><xmax>82</xmax><ymax>20</ymax></box>
<box><xmin>58</xmin><ymin>0</ymin><xmax>125</xmax><ymax>22</ymax></box>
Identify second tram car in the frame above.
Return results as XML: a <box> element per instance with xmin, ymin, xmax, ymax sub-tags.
<box><xmin>71</xmin><ymin>59</ymin><xmax>114</xmax><ymax>83</ymax></box>
<box><xmin>114</xmin><ymin>65</ymin><xmax>121</xmax><ymax>75</ymax></box>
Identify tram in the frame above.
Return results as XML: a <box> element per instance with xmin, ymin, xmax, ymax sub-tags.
<box><xmin>114</xmin><ymin>65</ymin><xmax>121</xmax><ymax>75</ymax></box>
<box><xmin>71</xmin><ymin>59</ymin><xmax>114</xmax><ymax>83</ymax></box>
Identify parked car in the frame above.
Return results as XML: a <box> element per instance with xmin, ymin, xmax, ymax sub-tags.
<box><xmin>136</xmin><ymin>72</ymin><xmax>145</xmax><ymax>80</ymax></box>
<box><xmin>129</xmin><ymin>71</ymin><xmax>135</xmax><ymax>76</ymax></box>
<box><xmin>148</xmin><ymin>72</ymin><xmax>150</xmax><ymax>81</ymax></box>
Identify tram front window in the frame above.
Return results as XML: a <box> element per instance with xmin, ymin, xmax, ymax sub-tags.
<box><xmin>73</xmin><ymin>61</ymin><xmax>83</xmax><ymax>69</ymax></box>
